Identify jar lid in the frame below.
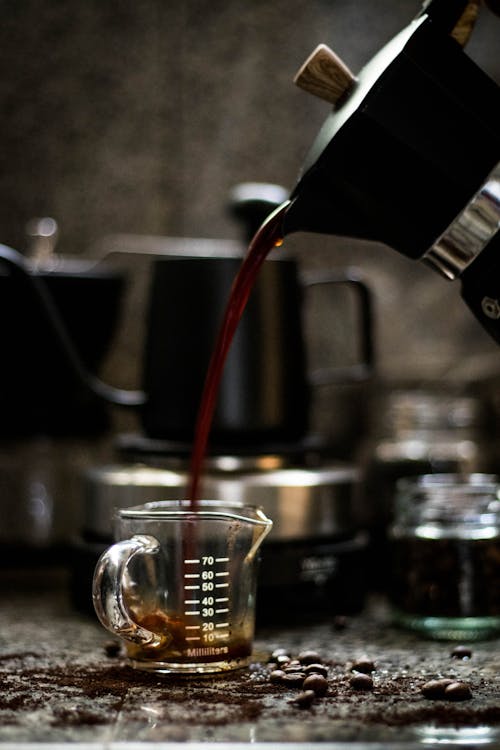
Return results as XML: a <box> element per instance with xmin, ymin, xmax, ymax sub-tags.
<box><xmin>394</xmin><ymin>473</ymin><xmax>500</xmax><ymax>534</ymax></box>
<box><xmin>372</xmin><ymin>390</ymin><xmax>485</xmax><ymax>435</ymax></box>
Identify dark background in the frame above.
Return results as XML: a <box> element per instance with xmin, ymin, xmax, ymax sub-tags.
<box><xmin>0</xmin><ymin>0</ymin><xmax>499</xmax><ymax>425</ymax></box>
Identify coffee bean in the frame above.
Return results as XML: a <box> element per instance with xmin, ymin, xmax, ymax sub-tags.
<box><xmin>103</xmin><ymin>640</ymin><xmax>122</xmax><ymax>657</ymax></box>
<box><xmin>284</xmin><ymin>665</ymin><xmax>306</xmax><ymax>674</ymax></box>
<box><xmin>451</xmin><ymin>646</ymin><xmax>472</xmax><ymax>660</ymax></box>
<box><xmin>298</xmin><ymin>650</ymin><xmax>322</xmax><ymax>665</ymax></box>
<box><xmin>286</xmin><ymin>659</ymin><xmax>305</xmax><ymax>672</ymax></box>
<box><xmin>350</xmin><ymin>672</ymin><xmax>374</xmax><ymax>691</ymax></box>
<box><xmin>270</xmin><ymin>669</ymin><xmax>286</xmax><ymax>684</ymax></box>
<box><xmin>421</xmin><ymin>679</ymin><xmax>455</xmax><ymax>699</ymax></box>
<box><xmin>290</xmin><ymin>690</ymin><xmax>316</xmax><ymax>708</ymax></box>
<box><xmin>276</xmin><ymin>654</ymin><xmax>291</xmax><ymax>666</ymax></box>
<box><xmin>351</xmin><ymin>658</ymin><xmax>375</xmax><ymax>674</ymax></box>
<box><xmin>305</xmin><ymin>663</ymin><xmax>328</xmax><ymax>677</ymax></box>
<box><xmin>282</xmin><ymin>672</ymin><xmax>305</xmax><ymax>688</ymax></box>
<box><xmin>303</xmin><ymin>674</ymin><xmax>328</xmax><ymax>696</ymax></box>
<box><xmin>444</xmin><ymin>681</ymin><xmax>472</xmax><ymax>702</ymax></box>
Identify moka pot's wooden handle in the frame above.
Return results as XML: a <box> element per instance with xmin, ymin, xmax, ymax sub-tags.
<box><xmin>293</xmin><ymin>44</ymin><xmax>356</xmax><ymax>106</ymax></box>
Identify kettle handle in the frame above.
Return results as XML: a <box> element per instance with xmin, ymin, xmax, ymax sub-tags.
<box><xmin>301</xmin><ymin>267</ymin><xmax>375</xmax><ymax>384</ymax></box>
<box><xmin>0</xmin><ymin>243</ymin><xmax>146</xmax><ymax>407</ymax></box>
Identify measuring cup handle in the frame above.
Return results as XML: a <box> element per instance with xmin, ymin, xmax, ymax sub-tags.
<box><xmin>302</xmin><ymin>267</ymin><xmax>375</xmax><ymax>384</ymax></box>
<box><xmin>92</xmin><ymin>534</ymin><xmax>162</xmax><ymax>647</ymax></box>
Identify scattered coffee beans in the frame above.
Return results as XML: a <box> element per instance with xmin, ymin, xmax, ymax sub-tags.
<box><xmin>303</xmin><ymin>674</ymin><xmax>328</xmax><ymax>696</ymax></box>
<box><xmin>268</xmin><ymin>642</ymin><xmax>475</xmax><ymax>713</ymax></box>
<box><xmin>350</xmin><ymin>672</ymin><xmax>374</xmax><ymax>691</ymax></box>
<box><xmin>290</xmin><ymin>690</ymin><xmax>316</xmax><ymax>708</ymax></box>
<box><xmin>421</xmin><ymin>679</ymin><xmax>454</xmax><ymax>699</ymax></box>
<box><xmin>451</xmin><ymin>646</ymin><xmax>472</xmax><ymax>660</ymax></box>
<box><xmin>268</xmin><ymin>647</ymin><xmax>330</xmax><ymax>709</ymax></box>
<box><xmin>421</xmin><ymin>678</ymin><xmax>472</xmax><ymax>701</ymax></box>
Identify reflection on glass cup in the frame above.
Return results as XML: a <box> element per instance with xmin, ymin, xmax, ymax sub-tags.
<box><xmin>92</xmin><ymin>500</ymin><xmax>272</xmax><ymax>674</ymax></box>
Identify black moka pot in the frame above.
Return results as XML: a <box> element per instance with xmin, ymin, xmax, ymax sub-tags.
<box><xmin>281</xmin><ymin>0</ymin><xmax>500</xmax><ymax>345</ymax></box>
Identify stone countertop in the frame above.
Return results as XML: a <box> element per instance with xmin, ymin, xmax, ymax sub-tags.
<box><xmin>1</xmin><ymin>570</ymin><xmax>500</xmax><ymax>749</ymax></box>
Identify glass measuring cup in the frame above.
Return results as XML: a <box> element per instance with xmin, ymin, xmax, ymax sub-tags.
<box><xmin>92</xmin><ymin>500</ymin><xmax>272</xmax><ymax>674</ymax></box>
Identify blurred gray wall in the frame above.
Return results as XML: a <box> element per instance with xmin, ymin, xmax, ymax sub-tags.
<box><xmin>1</xmin><ymin>0</ymin><xmax>499</xmax><ymax>427</ymax></box>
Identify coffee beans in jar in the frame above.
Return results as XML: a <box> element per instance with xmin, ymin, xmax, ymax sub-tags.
<box><xmin>389</xmin><ymin>474</ymin><xmax>500</xmax><ymax>640</ymax></box>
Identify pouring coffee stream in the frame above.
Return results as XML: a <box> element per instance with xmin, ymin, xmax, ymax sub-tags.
<box><xmin>187</xmin><ymin>202</ymin><xmax>289</xmax><ymax>504</ymax></box>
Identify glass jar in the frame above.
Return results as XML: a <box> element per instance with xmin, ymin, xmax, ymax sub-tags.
<box><xmin>389</xmin><ymin>474</ymin><xmax>500</xmax><ymax>640</ymax></box>
<box><xmin>359</xmin><ymin>388</ymin><xmax>490</xmax><ymax>591</ymax></box>
<box><xmin>362</xmin><ymin>389</ymin><xmax>488</xmax><ymax>526</ymax></box>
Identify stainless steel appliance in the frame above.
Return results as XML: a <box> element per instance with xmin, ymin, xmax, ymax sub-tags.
<box><xmin>72</xmin><ymin>446</ymin><xmax>367</xmax><ymax>624</ymax></box>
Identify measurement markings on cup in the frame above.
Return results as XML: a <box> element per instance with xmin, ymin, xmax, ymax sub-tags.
<box><xmin>183</xmin><ymin>555</ymin><xmax>231</xmax><ymax>644</ymax></box>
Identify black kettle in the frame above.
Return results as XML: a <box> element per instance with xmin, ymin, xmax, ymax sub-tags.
<box><xmin>281</xmin><ymin>0</ymin><xmax>500</xmax><ymax>345</ymax></box>
<box><xmin>0</xmin><ymin>225</ymin><xmax>144</xmax><ymax>438</ymax></box>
